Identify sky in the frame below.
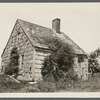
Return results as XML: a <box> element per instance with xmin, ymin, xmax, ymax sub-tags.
<box><xmin>0</xmin><ymin>3</ymin><xmax>100</xmax><ymax>63</ymax></box>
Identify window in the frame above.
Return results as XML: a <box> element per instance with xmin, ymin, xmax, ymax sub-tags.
<box><xmin>78</xmin><ymin>56</ymin><xmax>84</xmax><ymax>63</ymax></box>
<box><xmin>30</xmin><ymin>67</ymin><xmax>31</xmax><ymax>71</ymax></box>
<box><xmin>18</xmin><ymin>32</ymin><xmax>20</xmax><ymax>35</ymax></box>
<box><xmin>21</xmin><ymin>55</ymin><xmax>24</xmax><ymax>68</ymax></box>
<box><xmin>12</xmin><ymin>37</ymin><xmax>13</xmax><ymax>43</ymax></box>
<box><xmin>17</xmin><ymin>32</ymin><xmax>20</xmax><ymax>42</ymax></box>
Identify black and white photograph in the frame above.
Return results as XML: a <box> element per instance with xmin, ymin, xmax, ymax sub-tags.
<box><xmin>0</xmin><ymin>3</ymin><xmax>100</xmax><ymax>96</ymax></box>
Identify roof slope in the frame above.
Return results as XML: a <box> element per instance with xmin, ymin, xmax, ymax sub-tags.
<box><xmin>18</xmin><ymin>19</ymin><xmax>86</xmax><ymax>55</ymax></box>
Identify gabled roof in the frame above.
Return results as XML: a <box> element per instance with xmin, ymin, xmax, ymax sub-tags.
<box><xmin>1</xmin><ymin>19</ymin><xmax>86</xmax><ymax>57</ymax></box>
<box><xmin>18</xmin><ymin>19</ymin><xmax>86</xmax><ymax>55</ymax></box>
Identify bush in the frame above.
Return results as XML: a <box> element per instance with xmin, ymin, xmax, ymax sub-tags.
<box><xmin>41</xmin><ymin>41</ymin><xmax>75</xmax><ymax>81</ymax></box>
<box><xmin>4</xmin><ymin>48</ymin><xmax>19</xmax><ymax>76</ymax></box>
<box><xmin>55</xmin><ymin>81</ymin><xmax>71</xmax><ymax>91</ymax></box>
<box><xmin>37</xmin><ymin>81</ymin><xmax>56</xmax><ymax>92</ymax></box>
<box><xmin>39</xmin><ymin>67</ymin><xmax>78</xmax><ymax>92</ymax></box>
<box><xmin>65</xmin><ymin>68</ymin><xmax>78</xmax><ymax>81</ymax></box>
<box><xmin>4</xmin><ymin>65</ymin><xmax>19</xmax><ymax>76</ymax></box>
<box><xmin>43</xmin><ymin>73</ymin><xmax>56</xmax><ymax>82</ymax></box>
<box><xmin>37</xmin><ymin>72</ymin><xmax>77</xmax><ymax>92</ymax></box>
<box><xmin>88</xmin><ymin>49</ymin><xmax>100</xmax><ymax>76</ymax></box>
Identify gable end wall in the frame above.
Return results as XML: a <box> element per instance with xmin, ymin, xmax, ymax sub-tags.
<box><xmin>1</xmin><ymin>21</ymin><xmax>35</xmax><ymax>81</ymax></box>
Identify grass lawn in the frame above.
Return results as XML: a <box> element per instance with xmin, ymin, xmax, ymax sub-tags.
<box><xmin>0</xmin><ymin>74</ymin><xmax>39</xmax><ymax>92</ymax></box>
<box><xmin>0</xmin><ymin>73</ymin><xmax>100</xmax><ymax>92</ymax></box>
<box><xmin>59</xmin><ymin>73</ymin><xmax>100</xmax><ymax>92</ymax></box>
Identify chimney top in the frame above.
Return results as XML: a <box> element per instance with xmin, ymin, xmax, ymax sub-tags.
<box><xmin>52</xmin><ymin>18</ymin><xmax>60</xmax><ymax>21</ymax></box>
<box><xmin>52</xmin><ymin>18</ymin><xmax>61</xmax><ymax>33</ymax></box>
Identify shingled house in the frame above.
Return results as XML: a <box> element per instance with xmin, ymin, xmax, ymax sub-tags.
<box><xmin>1</xmin><ymin>18</ymin><xmax>88</xmax><ymax>81</ymax></box>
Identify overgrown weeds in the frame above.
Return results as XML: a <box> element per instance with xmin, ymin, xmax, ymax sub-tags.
<box><xmin>1</xmin><ymin>73</ymin><xmax>100</xmax><ymax>92</ymax></box>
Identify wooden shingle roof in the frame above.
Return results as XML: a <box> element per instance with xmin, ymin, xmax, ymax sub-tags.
<box><xmin>18</xmin><ymin>19</ymin><xmax>86</xmax><ymax>55</ymax></box>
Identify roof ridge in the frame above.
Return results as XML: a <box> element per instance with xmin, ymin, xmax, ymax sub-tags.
<box><xmin>17</xmin><ymin>19</ymin><xmax>52</xmax><ymax>31</ymax></box>
<box><xmin>17</xmin><ymin>19</ymin><xmax>86</xmax><ymax>55</ymax></box>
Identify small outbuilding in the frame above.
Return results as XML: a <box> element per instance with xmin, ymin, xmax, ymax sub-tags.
<box><xmin>1</xmin><ymin>18</ymin><xmax>88</xmax><ymax>81</ymax></box>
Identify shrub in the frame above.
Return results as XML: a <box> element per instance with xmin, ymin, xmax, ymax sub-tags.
<box><xmin>4</xmin><ymin>48</ymin><xmax>19</xmax><ymax>77</ymax></box>
<box><xmin>55</xmin><ymin>81</ymin><xmax>70</xmax><ymax>91</ymax></box>
<box><xmin>88</xmin><ymin>49</ymin><xmax>100</xmax><ymax>76</ymax></box>
<box><xmin>41</xmin><ymin>41</ymin><xmax>75</xmax><ymax>81</ymax></box>
<box><xmin>4</xmin><ymin>65</ymin><xmax>19</xmax><ymax>76</ymax></box>
<box><xmin>43</xmin><ymin>73</ymin><xmax>56</xmax><ymax>82</ymax></box>
<box><xmin>37</xmin><ymin>81</ymin><xmax>56</xmax><ymax>92</ymax></box>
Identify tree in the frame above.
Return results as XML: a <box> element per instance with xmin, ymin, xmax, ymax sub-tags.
<box><xmin>95</xmin><ymin>48</ymin><xmax>100</xmax><ymax>56</ymax></box>
<box><xmin>41</xmin><ymin>39</ymin><xmax>76</xmax><ymax>81</ymax></box>
<box><xmin>4</xmin><ymin>48</ymin><xmax>19</xmax><ymax>77</ymax></box>
<box><xmin>88</xmin><ymin>50</ymin><xmax>100</xmax><ymax>76</ymax></box>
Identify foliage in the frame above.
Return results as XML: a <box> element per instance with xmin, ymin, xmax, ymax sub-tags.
<box><xmin>0</xmin><ymin>74</ymin><xmax>39</xmax><ymax>93</ymax></box>
<box><xmin>88</xmin><ymin>48</ymin><xmax>100</xmax><ymax>76</ymax></box>
<box><xmin>95</xmin><ymin>48</ymin><xmax>100</xmax><ymax>56</ymax></box>
<box><xmin>41</xmin><ymin>38</ymin><xmax>76</xmax><ymax>81</ymax></box>
<box><xmin>4</xmin><ymin>48</ymin><xmax>19</xmax><ymax>76</ymax></box>
<box><xmin>37</xmin><ymin>81</ymin><xmax>56</xmax><ymax>92</ymax></box>
<box><xmin>1</xmin><ymin>73</ymin><xmax>100</xmax><ymax>92</ymax></box>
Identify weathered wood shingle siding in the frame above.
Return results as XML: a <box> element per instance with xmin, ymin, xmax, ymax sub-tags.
<box><xmin>34</xmin><ymin>48</ymin><xmax>50</xmax><ymax>80</ymax></box>
<box><xmin>73</xmin><ymin>55</ymin><xmax>88</xmax><ymax>80</ymax></box>
<box><xmin>1</xmin><ymin>21</ymin><xmax>34</xmax><ymax>81</ymax></box>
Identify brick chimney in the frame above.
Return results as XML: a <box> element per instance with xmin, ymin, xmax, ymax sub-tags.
<box><xmin>52</xmin><ymin>18</ymin><xmax>60</xmax><ymax>33</ymax></box>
